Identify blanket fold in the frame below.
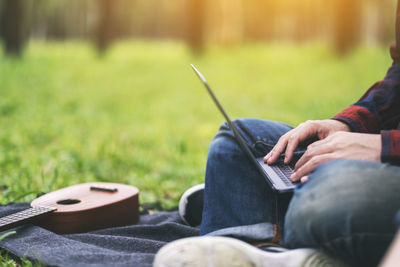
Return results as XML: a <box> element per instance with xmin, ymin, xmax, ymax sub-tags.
<box><xmin>0</xmin><ymin>203</ymin><xmax>199</xmax><ymax>267</ymax></box>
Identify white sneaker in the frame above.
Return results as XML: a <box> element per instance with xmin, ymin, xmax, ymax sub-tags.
<box><xmin>153</xmin><ymin>236</ymin><xmax>347</xmax><ymax>267</ymax></box>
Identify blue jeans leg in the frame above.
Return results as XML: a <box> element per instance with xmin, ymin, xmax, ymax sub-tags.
<box><xmin>284</xmin><ymin>160</ymin><xmax>400</xmax><ymax>267</ymax></box>
<box><xmin>200</xmin><ymin>118</ymin><xmax>293</xmax><ymax>240</ymax></box>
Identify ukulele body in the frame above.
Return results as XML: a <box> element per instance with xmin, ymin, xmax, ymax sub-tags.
<box><xmin>30</xmin><ymin>182</ymin><xmax>139</xmax><ymax>234</ymax></box>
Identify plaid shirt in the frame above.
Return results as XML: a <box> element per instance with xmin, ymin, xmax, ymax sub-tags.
<box><xmin>333</xmin><ymin>45</ymin><xmax>400</xmax><ymax>165</ymax></box>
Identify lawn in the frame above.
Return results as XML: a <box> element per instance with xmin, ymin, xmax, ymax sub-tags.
<box><xmin>0</xmin><ymin>41</ymin><xmax>391</xmax><ymax>207</ymax></box>
<box><xmin>0</xmin><ymin>39</ymin><xmax>391</xmax><ymax>264</ymax></box>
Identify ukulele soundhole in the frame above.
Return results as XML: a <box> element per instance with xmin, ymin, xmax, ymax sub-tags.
<box><xmin>57</xmin><ymin>199</ymin><xmax>81</xmax><ymax>205</ymax></box>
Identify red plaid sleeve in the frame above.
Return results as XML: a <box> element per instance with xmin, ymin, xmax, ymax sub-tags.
<box><xmin>332</xmin><ymin>45</ymin><xmax>400</xmax><ymax>165</ymax></box>
<box><xmin>333</xmin><ymin>105</ymin><xmax>379</xmax><ymax>133</ymax></box>
<box><xmin>381</xmin><ymin>130</ymin><xmax>400</xmax><ymax>164</ymax></box>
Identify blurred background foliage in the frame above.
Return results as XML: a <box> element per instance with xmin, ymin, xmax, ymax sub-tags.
<box><xmin>0</xmin><ymin>0</ymin><xmax>396</xmax><ymax>209</ymax></box>
<box><xmin>0</xmin><ymin>0</ymin><xmax>396</xmax><ymax>56</ymax></box>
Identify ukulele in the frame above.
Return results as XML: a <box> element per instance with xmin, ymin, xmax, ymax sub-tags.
<box><xmin>0</xmin><ymin>182</ymin><xmax>139</xmax><ymax>234</ymax></box>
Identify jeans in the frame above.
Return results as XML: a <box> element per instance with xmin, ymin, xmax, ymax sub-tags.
<box><xmin>200</xmin><ymin>118</ymin><xmax>400</xmax><ymax>267</ymax></box>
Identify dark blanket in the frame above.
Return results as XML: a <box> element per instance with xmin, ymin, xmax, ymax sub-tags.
<box><xmin>0</xmin><ymin>203</ymin><xmax>199</xmax><ymax>267</ymax></box>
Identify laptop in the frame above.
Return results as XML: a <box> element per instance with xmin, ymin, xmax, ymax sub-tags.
<box><xmin>190</xmin><ymin>64</ymin><xmax>297</xmax><ymax>193</ymax></box>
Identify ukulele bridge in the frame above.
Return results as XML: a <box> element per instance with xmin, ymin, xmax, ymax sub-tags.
<box><xmin>90</xmin><ymin>186</ymin><xmax>118</xmax><ymax>193</ymax></box>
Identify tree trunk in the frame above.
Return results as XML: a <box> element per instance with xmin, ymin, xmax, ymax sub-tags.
<box><xmin>1</xmin><ymin>0</ymin><xmax>29</xmax><ymax>57</ymax></box>
<box><xmin>332</xmin><ymin>0</ymin><xmax>362</xmax><ymax>55</ymax></box>
<box><xmin>244</xmin><ymin>0</ymin><xmax>275</xmax><ymax>41</ymax></box>
<box><xmin>373</xmin><ymin>0</ymin><xmax>394</xmax><ymax>46</ymax></box>
<box><xmin>186</xmin><ymin>0</ymin><xmax>206</xmax><ymax>54</ymax></box>
<box><xmin>95</xmin><ymin>0</ymin><xmax>113</xmax><ymax>55</ymax></box>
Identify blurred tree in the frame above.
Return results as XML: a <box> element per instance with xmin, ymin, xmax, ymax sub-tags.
<box><xmin>0</xmin><ymin>0</ymin><xmax>394</xmax><ymax>53</ymax></box>
<box><xmin>212</xmin><ymin>0</ymin><xmax>243</xmax><ymax>45</ymax></box>
<box><xmin>293</xmin><ymin>0</ymin><xmax>319</xmax><ymax>42</ymax></box>
<box><xmin>185</xmin><ymin>0</ymin><xmax>206</xmax><ymax>54</ymax></box>
<box><xmin>244</xmin><ymin>0</ymin><xmax>276</xmax><ymax>41</ymax></box>
<box><xmin>293</xmin><ymin>4</ymin><xmax>307</xmax><ymax>41</ymax></box>
<box><xmin>0</xmin><ymin>0</ymin><xmax>30</xmax><ymax>57</ymax></box>
<box><xmin>30</xmin><ymin>0</ymin><xmax>50</xmax><ymax>39</ymax></box>
<box><xmin>67</xmin><ymin>0</ymin><xmax>90</xmax><ymax>39</ymax></box>
<box><xmin>47</xmin><ymin>2</ymin><xmax>67</xmax><ymax>39</ymax></box>
<box><xmin>332</xmin><ymin>0</ymin><xmax>362</xmax><ymax>54</ymax></box>
<box><xmin>95</xmin><ymin>0</ymin><xmax>114</xmax><ymax>54</ymax></box>
<box><xmin>377</xmin><ymin>0</ymin><xmax>395</xmax><ymax>46</ymax></box>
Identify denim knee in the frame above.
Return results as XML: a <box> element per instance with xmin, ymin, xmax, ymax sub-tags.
<box><xmin>284</xmin><ymin>160</ymin><xmax>400</xmax><ymax>266</ymax></box>
<box><xmin>201</xmin><ymin>120</ymin><xmax>286</xmax><ymax>234</ymax></box>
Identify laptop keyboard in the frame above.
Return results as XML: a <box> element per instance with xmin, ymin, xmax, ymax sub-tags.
<box><xmin>270</xmin><ymin>165</ymin><xmax>293</xmax><ymax>186</ymax></box>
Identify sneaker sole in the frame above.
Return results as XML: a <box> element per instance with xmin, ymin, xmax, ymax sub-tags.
<box><xmin>153</xmin><ymin>236</ymin><xmax>346</xmax><ymax>267</ymax></box>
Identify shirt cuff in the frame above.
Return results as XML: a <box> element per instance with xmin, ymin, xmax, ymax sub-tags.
<box><xmin>381</xmin><ymin>130</ymin><xmax>400</xmax><ymax>165</ymax></box>
<box><xmin>332</xmin><ymin>105</ymin><xmax>379</xmax><ymax>133</ymax></box>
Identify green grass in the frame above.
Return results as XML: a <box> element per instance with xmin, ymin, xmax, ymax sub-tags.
<box><xmin>0</xmin><ymin>41</ymin><xmax>391</xmax><ymax>207</ymax></box>
<box><xmin>0</xmin><ymin>39</ymin><xmax>391</xmax><ymax>264</ymax></box>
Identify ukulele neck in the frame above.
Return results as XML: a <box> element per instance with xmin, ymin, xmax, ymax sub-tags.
<box><xmin>0</xmin><ymin>206</ymin><xmax>57</xmax><ymax>233</ymax></box>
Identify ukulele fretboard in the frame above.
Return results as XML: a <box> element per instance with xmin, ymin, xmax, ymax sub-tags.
<box><xmin>0</xmin><ymin>206</ymin><xmax>57</xmax><ymax>232</ymax></box>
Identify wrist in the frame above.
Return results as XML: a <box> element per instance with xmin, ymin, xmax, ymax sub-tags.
<box><xmin>329</xmin><ymin>119</ymin><xmax>350</xmax><ymax>132</ymax></box>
